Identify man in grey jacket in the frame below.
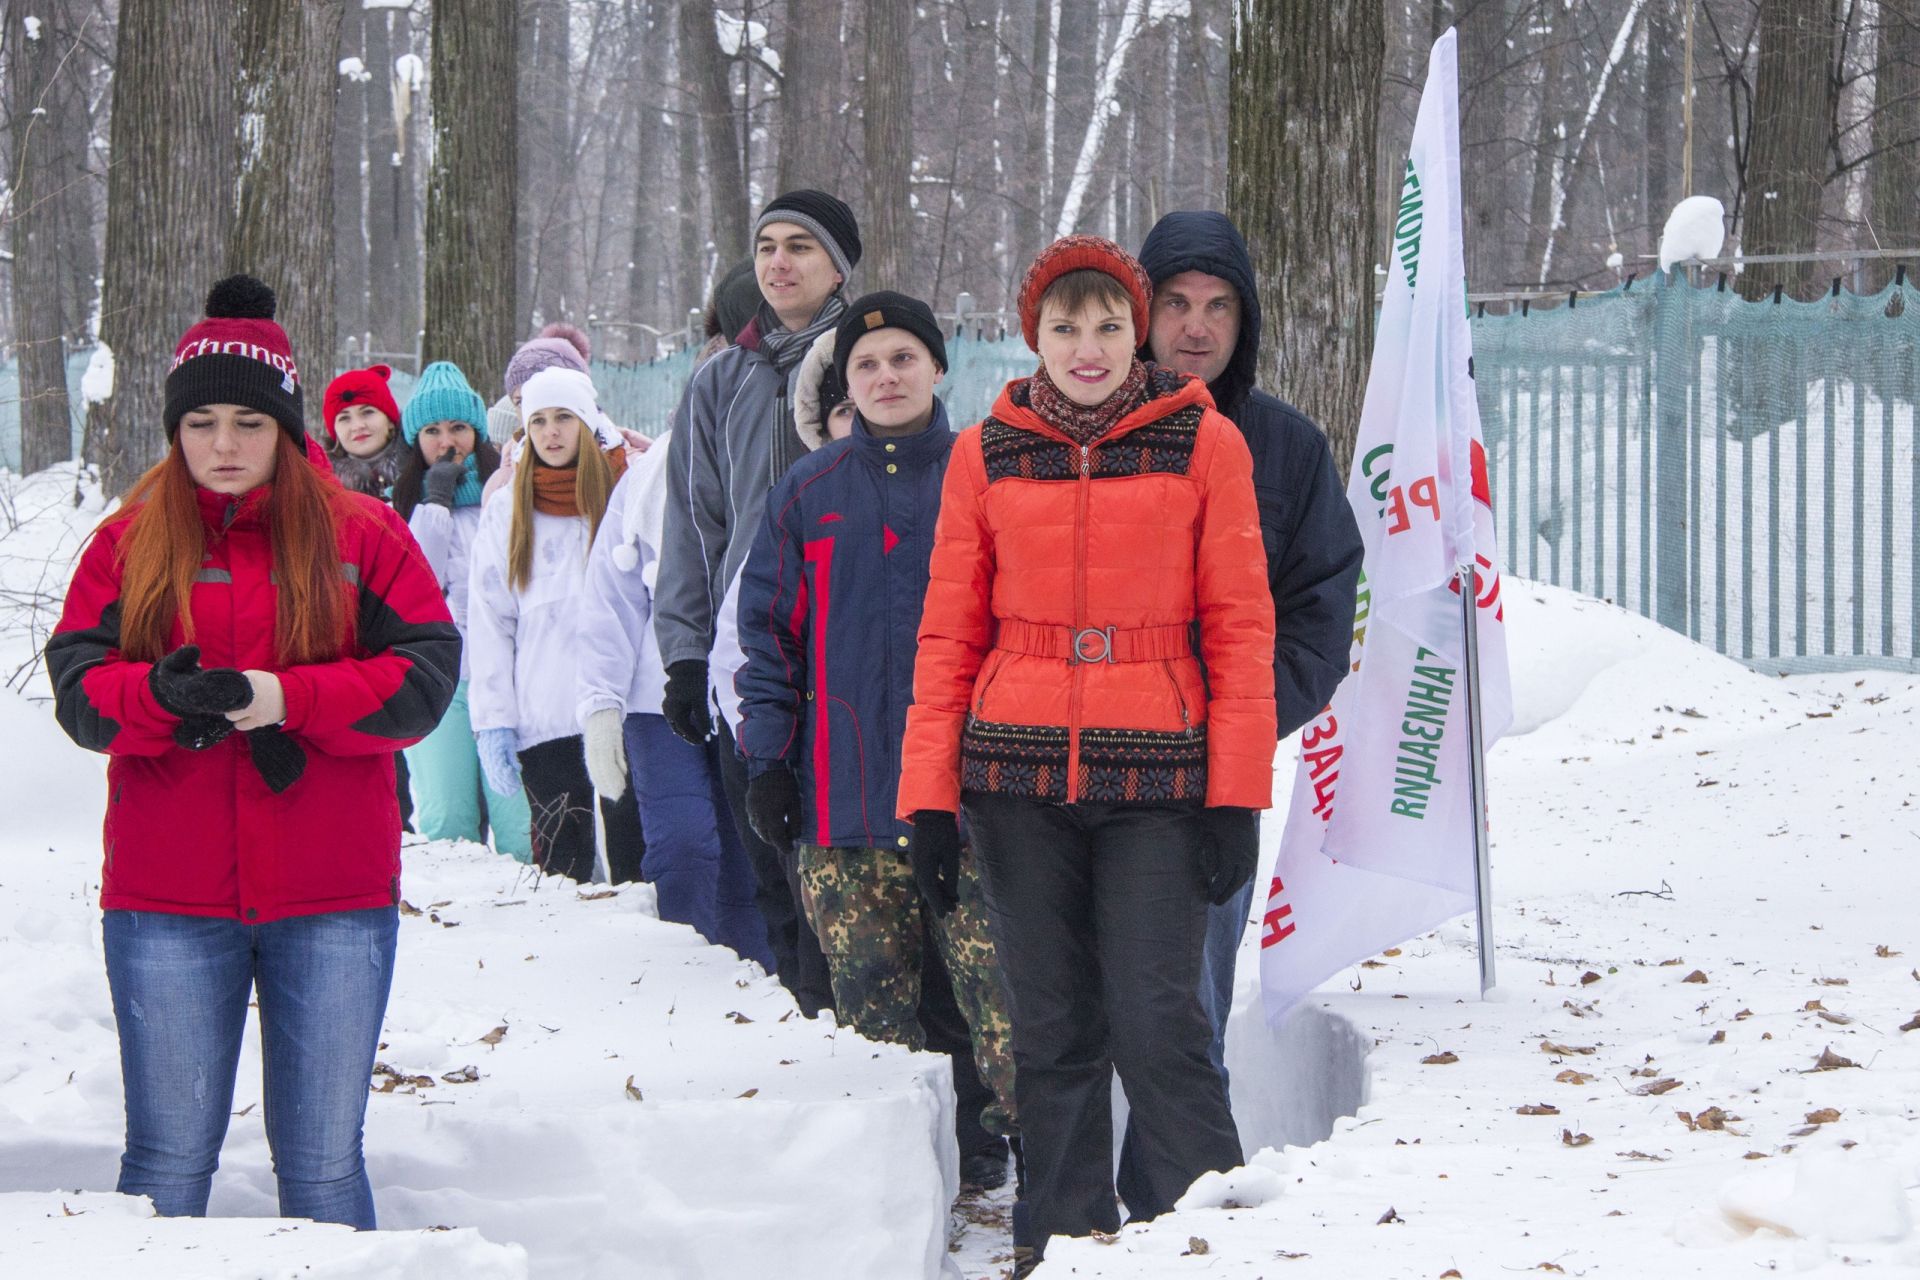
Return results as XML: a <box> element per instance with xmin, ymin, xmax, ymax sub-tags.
<box><xmin>654</xmin><ymin>189</ymin><xmax>860</xmax><ymax>1016</ymax></box>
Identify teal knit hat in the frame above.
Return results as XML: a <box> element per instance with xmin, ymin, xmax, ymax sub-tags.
<box><xmin>402</xmin><ymin>360</ymin><xmax>487</xmax><ymax>446</ymax></box>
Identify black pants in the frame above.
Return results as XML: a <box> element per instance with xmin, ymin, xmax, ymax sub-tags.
<box><xmin>918</xmin><ymin>906</ymin><xmax>1001</xmax><ymax>1159</ymax></box>
<box><xmin>715</xmin><ymin>722</ymin><xmax>834</xmax><ymax>1016</ymax></box>
<box><xmin>518</xmin><ymin>735</ymin><xmax>646</xmax><ymax>884</ymax></box>
<box><xmin>964</xmin><ymin>792</ymin><xmax>1241</xmax><ymax>1248</ymax></box>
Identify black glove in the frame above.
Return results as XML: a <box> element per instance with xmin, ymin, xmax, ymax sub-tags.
<box><xmin>422</xmin><ymin>457</ymin><xmax>465</xmax><ymax>508</ymax></box>
<box><xmin>173</xmin><ymin>715</ymin><xmax>235</xmax><ymax>752</ymax></box>
<box><xmin>1198</xmin><ymin>806</ymin><xmax>1260</xmax><ymax>906</ymax></box>
<box><xmin>745</xmin><ymin>767</ymin><xmax>803</xmax><ymax>850</ymax></box>
<box><xmin>148</xmin><ymin>644</ymin><xmax>253</xmax><ymax>718</ymax></box>
<box><xmin>662</xmin><ymin>659</ymin><xmax>713</xmax><ymax>745</ymax></box>
<box><xmin>246</xmin><ymin>726</ymin><xmax>307</xmax><ymax>794</ymax></box>
<box><xmin>909</xmin><ymin>810</ymin><xmax>963</xmax><ymax>918</ymax></box>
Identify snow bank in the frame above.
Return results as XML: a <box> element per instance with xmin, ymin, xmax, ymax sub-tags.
<box><xmin>0</xmin><ymin>675</ymin><xmax>963</xmax><ymax>1278</ymax></box>
<box><xmin>2</xmin><ymin>1191</ymin><xmax>526</xmax><ymax>1278</ymax></box>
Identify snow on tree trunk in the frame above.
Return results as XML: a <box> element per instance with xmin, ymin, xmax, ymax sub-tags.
<box><xmin>1537</xmin><ymin>0</ymin><xmax>1647</xmax><ymax>285</ymax></box>
<box><xmin>86</xmin><ymin>0</ymin><xmax>235</xmax><ymax>497</ymax></box>
<box><xmin>231</xmin><ymin>0</ymin><xmax>346</xmax><ymax>411</ymax></box>
<box><xmin>424</xmin><ymin>0</ymin><xmax>517</xmax><ymax>397</ymax></box>
<box><xmin>680</xmin><ymin>0</ymin><xmax>750</xmax><ymax>261</ymax></box>
<box><xmin>1738</xmin><ymin>0</ymin><xmax>1838</xmax><ymax>300</ymax></box>
<box><xmin>1227</xmin><ymin>0</ymin><xmax>1381</xmax><ymax>478</ymax></box>
<box><xmin>1053</xmin><ymin>0</ymin><xmax>1149</xmax><ymax>238</ymax></box>
<box><xmin>333</xmin><ymin>3</ymin><xmax>369</xmax><ymax>359</ymax></box>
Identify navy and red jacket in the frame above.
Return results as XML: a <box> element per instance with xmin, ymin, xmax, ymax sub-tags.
<box><xmin>735</xmin><ymin>401</ymin><xmax>953</xmax><ymax>850</ymax></box>
<box><xmin>46</xmin><ymin>480</ymin><xmax>460</xmax><ymax>923</ymax></box>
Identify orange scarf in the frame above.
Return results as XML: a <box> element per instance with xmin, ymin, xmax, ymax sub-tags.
<box><xmin>531</xmin><ymin>444</ymin><xmax>628</xmax><ymax>516</ymax></box>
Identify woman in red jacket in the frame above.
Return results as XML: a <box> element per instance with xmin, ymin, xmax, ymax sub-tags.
<box><xmin>898</xmin><ymin>237</ymin><xmax>1277</xmax><ymax>1269</ymax></box>
<box><xmin>45</xmin><ymin>277</ymin><xmax>460</xmax><ymax>1228</ymax></box>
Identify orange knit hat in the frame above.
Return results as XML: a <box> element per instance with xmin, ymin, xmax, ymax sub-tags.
<box><xmin>1016</xmin><ymin>234</ymin><xmax>1154</xmax><ymax>352</ymax></box>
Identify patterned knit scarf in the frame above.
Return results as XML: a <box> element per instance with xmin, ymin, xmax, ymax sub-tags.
<box><xmin>331</xmin><ymin>435</ymin><xmax>408</xmax><ymax>502</ymax></box>
<box><xmin>531</xmin><ymin>444</ymin><xmax>630</xmax><ymax>517</ymax></box>
<box><xmin>1025</xmin><ymin>358</ymin><xmax>1151</xmax><ymax>446</ymax></box>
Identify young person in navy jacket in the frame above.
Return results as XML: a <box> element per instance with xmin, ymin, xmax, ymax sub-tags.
<box><xmin>735</xmin><ymin>293</ymin><xmax>1019</xmax><ymax>1187</ymax></box>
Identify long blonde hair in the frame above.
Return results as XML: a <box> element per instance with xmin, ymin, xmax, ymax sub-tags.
<box><xmin>506</xmin><ymin>439</ymin><xmax>616</xmax><ymax>593</ymax></box>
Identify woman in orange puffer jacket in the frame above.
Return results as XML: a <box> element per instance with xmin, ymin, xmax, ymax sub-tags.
<box><xmin>897</xmin><ymin>236</ymin><xmax>1277</xmax><ymax>1268</ymax></box>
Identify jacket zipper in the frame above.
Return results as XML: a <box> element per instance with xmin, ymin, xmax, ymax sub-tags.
<box><xmin>1065</xmin><ymin>442</ymin><xmax>1091</xmax><ymax>802</ymax></box>
<box><xmin>970</xmin><ymin>651</ymin><xmax>1006</xmax><ymax>718</ymax></box>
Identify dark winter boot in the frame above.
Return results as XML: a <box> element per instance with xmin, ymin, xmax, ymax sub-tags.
<box><xmin>960</xmin><ymin>1137</ymin><xmax>1010</xmax><ymax>1192</ymax></box>
<box><xmin>1010</xmin><ymin>1196</ymin><xmax>1037</xmax><ymax>1278</ymax></box>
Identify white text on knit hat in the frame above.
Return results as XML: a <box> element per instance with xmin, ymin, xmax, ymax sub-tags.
<box><xmin>170</xmin><ymin>340</ymin><xmax>301</xmax><ymax>384</ymax></box>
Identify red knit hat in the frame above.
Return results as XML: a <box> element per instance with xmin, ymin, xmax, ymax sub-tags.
<box><xmin>322</xmin><ymin>365</ymin><xmax>402</xmax><ymax>442</ymax></box>
<box><xmin>164</xmin><ymin>275</ymin><xmax>305</xmax><ymax>443</ymax></box>
<box><xmin>1016</xmin><ymin>234</ymin><xmax>1154</xmax><ymax>352</ymax></box>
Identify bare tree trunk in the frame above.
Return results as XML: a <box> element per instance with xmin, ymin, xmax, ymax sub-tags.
<box><xmin>1458</xmin><ymin>0</ymin><xmax>1512</xmax><ymax>290</ymax></box>
<box><xmin>1228</xmin><ymin>0</ymin><xmax>1380</xmax><ymax>478</ymax></box>
<box><xmin>1644</xmin><ymin>0</ymin><xmax>1681</xmax><ymax>252</ymax></box>
<box><xmin>424</xmin><ymin>0</ymin><xmax>518</xmax><ymax>396</ymax></box>
<box><xmin>334</xmin><ymin>2</ymin><xmax>369</xmax><ymax>361</ymax></box>
<box><xmin>6</xmin><ymin>0</ymin><xmax>85</xmax><ymax>473</ymax></box>
<box><xmin>365</xmin><ymin>7</ymin><xmax>423</xmax><ymax>364</ymax></box>
<box><xmin>777</xmin><ymin>1</ymin><xmax>845</xmax><ymax>194</ymax></box>
<box><xmin>1868</xmin><ymin>1</ymin><xmax>1920</xmax><ymax>289</ymax></box>
<box><xmin>680</xmin><ymin>0</ymin><xmax>750</xmax><ymax>260</ymax></box>
<box><xmin>1520</xmin><ymin>10</ymin><xmax>1566</xmax><ymax>286</ymax></box>
<box><xmin>86</xmin><ymin>0</ymin><xmax>235</xmax><ymax>496</ymax></box>
<box><xmin>1012</xmin><ymin>0</ymin><xmax>1049</xmax><ymax>271</ymax></box>
<box><xmin>863</xmin><ymin>0</ymin><xmax>912</xmax><ymax>292</ymax></box>
<box><xmin>519</xmin><ymin>0</ymin><xmax>572</xmax><ymax>330</ymax></box>
<box><xmin>1738</xmin><ymin>0</ymin><xmax>1839</xmax><ymax>299</ymax></box>
<box><xmin>231</xmin><ymin>0</ymin><xmax>345</xmax><ymax>410</ymax></box>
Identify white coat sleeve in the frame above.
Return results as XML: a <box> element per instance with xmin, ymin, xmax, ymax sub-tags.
<box><xmin>409</xmin><ymin>502</ymin><xmax>456</xmax><ymax>593</ymax></box>
<box><xmin>464</xmin><ymin>501</ymin><xmax>520</xmax><ymax>735</ymax></box>
<box><xmin>712</xmin><ymin>563</ymin><xmax>749</xmax><ymax>741</ymax></box>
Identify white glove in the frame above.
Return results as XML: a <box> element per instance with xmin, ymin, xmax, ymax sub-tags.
<box><xmin>583</xmin><ymin>706</ymin><xmax>628</xmax><ymax>800</ymax></box>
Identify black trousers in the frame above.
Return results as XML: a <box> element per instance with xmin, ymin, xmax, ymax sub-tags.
<box><xmin>714</xmin><ymin>722</ymin><xmax>834</xmax><ymax>1016</ymax></box>
<box><xmin>518</xmin><ymin>735</ymin><xmax>645</xmax><ymax>884</ymax></box>
<box><xmin>964</xmin><ymin>792</ymin><xmax>1241</xmax><ymax>1248</ymax></box>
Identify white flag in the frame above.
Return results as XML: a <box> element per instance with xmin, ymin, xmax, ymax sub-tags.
<box><xmin>1260</xmin><ymin>28</ymin><xmax>1511</xmax><ymax>1024</ymax></box>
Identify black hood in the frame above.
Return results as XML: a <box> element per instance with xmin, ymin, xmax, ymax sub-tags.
<box><xmin>1135</xmin><ymin>211</ymin><xmax>1262</xmax><ymax>420</ymax></box>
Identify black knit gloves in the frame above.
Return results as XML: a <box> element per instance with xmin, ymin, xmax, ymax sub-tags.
<box><xmin>909</xmin><ymin>810</ymin><xmax>963</xmax><ymax>918</ymax></box>
<box><xmin>150</xmin><ymin>645</ymin><xmax>253</xmax><ymax>751</ymax></box>
<box><xmin>245</xmin><ymin>726</ymin><xmax>307</xmax><ymax>794</ymax></box>
<box><xmin>662</xmin><ymin>659</ymin><xmax>712</xmax><ymax>745</ymax></box>
<box><xmin>422</xmin><ymin>457</ymin><xmax>465</xmax><ymax>509</ymax></box>
<box><xmin>1198</xmin><ymin>806</ymin><xmax>1261</xmax><ymax>906</ymax></box>
<box><xmin>745</xmin><ymin>767</ymin><xmax>802</xmax><ymax>850</ymax></box>
<box><xmin>148</xmin><ymin>644</ymin><xmax>306</xmax><ymax>792</ymax></box>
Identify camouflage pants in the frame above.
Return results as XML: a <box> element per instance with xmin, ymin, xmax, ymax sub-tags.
<box><xmin>796</xmin><ymin>843</ymin><xmax>1018</xmax><ymax>1138</ymax></box>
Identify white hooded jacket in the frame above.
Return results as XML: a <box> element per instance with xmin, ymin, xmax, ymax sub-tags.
<box><xmin>466</xmin><ymin>491</ymin><xmax>595</xmax><ymax>751</ymax></box>
<box><xmin>575</xmin><ymin>433</ymin><xmax>673</xmax><ymax>729</ymax></box>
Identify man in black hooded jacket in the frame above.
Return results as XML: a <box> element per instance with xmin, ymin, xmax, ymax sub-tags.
<box><xmin>1115</xmin><ymin>210</ymin><xmax>1363</xmax><ymax>1212</ymax></box>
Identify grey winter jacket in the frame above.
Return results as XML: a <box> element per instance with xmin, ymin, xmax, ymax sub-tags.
<box><xmin>654</xmin><ymin>329</ymin><xmax>811</xmax><ymax>669</ymax></box>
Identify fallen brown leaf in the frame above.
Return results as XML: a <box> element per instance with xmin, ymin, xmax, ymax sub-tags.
<box><xmin>1377</xmin><ymin>1206</ymin><xmax>1403</xmax><ymax>1225</ymax></box>
<box><xmin>478</xmin><ymin>1025</ymin><xmax>507</xmax><ymax>1046</ymax></box>
<box><xmin>1803</xmin><ymin>999</ymin><xmax>1826</xmax><ymax>1011</ymax></box>
<box><xmin>1382</xmin><ymin>948</ymin><xmax>1402</xmax><ymax>957</ymax></box>
<box><xmin>398</xmin><ymin>900</ymin><xmax>423</xmax><ymax>917</ymax></box>
<box><xmin>1815</xmin><ymin>977</ymin><xmax>1850</xmax><ymax>987</ymax></box>
<box><xmin>1635</xmin><ymin>1078</ymin><xmax>1683</xmax><ymax>1096</ymax></box>
<box><xmin>1422</xmin><ymin>1051</ymin><xmax>1459</xmax><ymax>1065</ymax></box>
<box><xmin>1900</xmin><ymin>1012</ymin><xmax>1920</xmax><ymax>1032</ymax></box>
<box><xmin>1517</xmin><ymin>1103</ymin><xmax>1561</xmax><ymax>1116</ymax></box>
<box><xmin>1617</xmin><ymin>1149</ymin><xmax>1669</xmax><ymax>1161</ymax></box>
<box><xmin>1709</xmin><ymin>1030</ymin><xmax>1726</xmax><ymax>1044</ymax></box>
<box><xmin>624</xmin><ymin>1076</ymin><xmax>643</xmax><ymax>1101</ymax></box>
<box><xmin>1805</xmin><ymin>1108</ymin><xmax>1841</xmax><ymax>1124</ymax></box>
<box><xmin>1184</xmin><ymin>1237</ymin><xmax>1210</xmax><ymax>1256</ymax></box>
<box><xmin>440</xmin><ymin>1065</ymin><xmax>479</xmax><ymax>1084</ymax></box>
<box><xmin>1817</xmin><ymin>1010</ymin><xmax>1853</xmax><ymax>1025</ymax></box>
<box><xmin>1681</xmin><ymin>970</ymin><xmax>1709</xmax><ymax>984</ymax></box>
<box><xmin>736</xmin><ymin>1087</ymin><xmax>759</xmax><ymax>1098</ymax></box>
<box><xmin>1554</xmin><ymin>1069</ymin><xmax>1593</xmax><ymax>1085</ymax></box>
<box><xmin>1540</xmin><ymin>1040</ymin><xmax>1596</xmax><ymax>1056</ymax></box>
<box><xmin>727</xmin><ymin>1011</ymin><xmax>754</xmax><ymax>1024</ymax></box>
<box><xmin>1580</xmin><ymin>970</ymin><xmax>1603</xmax><ymax>985</ymax></box>
<box><xmin>1561</xmin><ymin>1128</ymin><xmax>1593</xmax><ymax>1147</ymax></box>
<box><xmin>1742</xmin><ymin>1151</ymin><xmax>1770</xmax><ymax>1161</ymax></box>
<box><xmin>1788</xmin><ymin>1125</ymin><xmax>1819</xmax><ymax>1138</ymax></box>
<box><xmin>1733</xmin><ymin>1008</ymin><xmax>1754</xmax><ymax>1020</ymax></box>
<box><xmin>1809</xmin><ymin>1047</ymin><xmax>1859</xmax><ymax>1072</ymax></box>
<box><xmin>1658</xmin><ymin>957</ymin><xmax>1685</xmax><ymax>966</ymax></box>
<box><xmin>577</xmin><ymin>889</ymin><xmax>618</xmax><ymax>902</ymax></box>
<box><xmin>1876</xmin><ymin>945</ymin><xmax>1902</xmax><ymax>958</ymax></box>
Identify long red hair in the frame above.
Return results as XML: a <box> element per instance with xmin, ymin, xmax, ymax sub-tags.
<box><xmin>105</xmin><ymin>432</ymin><xmax>358</xmax><ymax>665</ymax></box>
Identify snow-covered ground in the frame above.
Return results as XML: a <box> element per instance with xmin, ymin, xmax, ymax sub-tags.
<box><xmin>1049</xmin><ymin>583</ymin><xmax>1920</xmax><ymax>1277</ymax></box>
<box><xmin>3</xmin><ymin>461</ymin><xmax>1917</xmax><ymax>1277</ymax></box>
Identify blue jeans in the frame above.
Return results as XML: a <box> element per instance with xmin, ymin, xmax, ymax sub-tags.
<box><xmin>625</xmin><ymin>712</ymin><xmax>774</xmax><ymax>970</ymax></box>
<box><xmin>102</xmin><ymin>907</ymin><xmax>399</xmax><ymax>1227</ymax></box>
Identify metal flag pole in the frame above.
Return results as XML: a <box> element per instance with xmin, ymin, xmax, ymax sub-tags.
<box><xmin>1459</xmin><ymin>561</ymin><xmax>1496</xmax><ymax>995</ymax></box>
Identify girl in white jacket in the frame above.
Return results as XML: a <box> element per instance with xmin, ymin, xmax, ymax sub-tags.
<box><xmin>392</xmin><ymin>361</ymin><xmax>532</xmax><ymax>859</ymax></box>
<box><xmin>468</xmin><ymin>367</ymin><xmax>643</xmax><ymax>883</ymax></box>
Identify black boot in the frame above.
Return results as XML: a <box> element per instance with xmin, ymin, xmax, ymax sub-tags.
<box><xmin>960</xmin><ymin>1137</ymin><xmax>1010</xmax><ymax>1192</ymax></box>
<box><xmin>1009</xmin><ymin>1138</ymin><xmax>1035</xmax><ymax>1276</ymax></box>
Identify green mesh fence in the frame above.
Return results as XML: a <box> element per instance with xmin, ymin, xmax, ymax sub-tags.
<box><xmin>1476</xmin><ymin>271</ymin><xmax>1920</xmax><ymax>674</ymax></box>
<box><xmin>9</xmin><ymin>281</ymin><xmax>1915</xmax><ymax>673</ymax></box>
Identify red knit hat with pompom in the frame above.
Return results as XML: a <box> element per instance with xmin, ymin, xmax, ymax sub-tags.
<box><xmin>322</xmin><ymin>365</ymin><xmax>402</xmax><ymax>442</ymax></box>
<box><xmin>1016</xmin><ymin>234</ymin><xmax>1153</xmax><ymax>352</ymax></box>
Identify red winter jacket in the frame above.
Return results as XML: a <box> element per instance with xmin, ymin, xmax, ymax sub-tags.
<box><xmin>46</xmin><ymin>482</ymin><xmax>460</xmax><ymax>923</ymax></box>
<box><xmin>898</xmin><ymin>372</ymin><xmax>1277</xmax><ymax>815</ymax></box>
